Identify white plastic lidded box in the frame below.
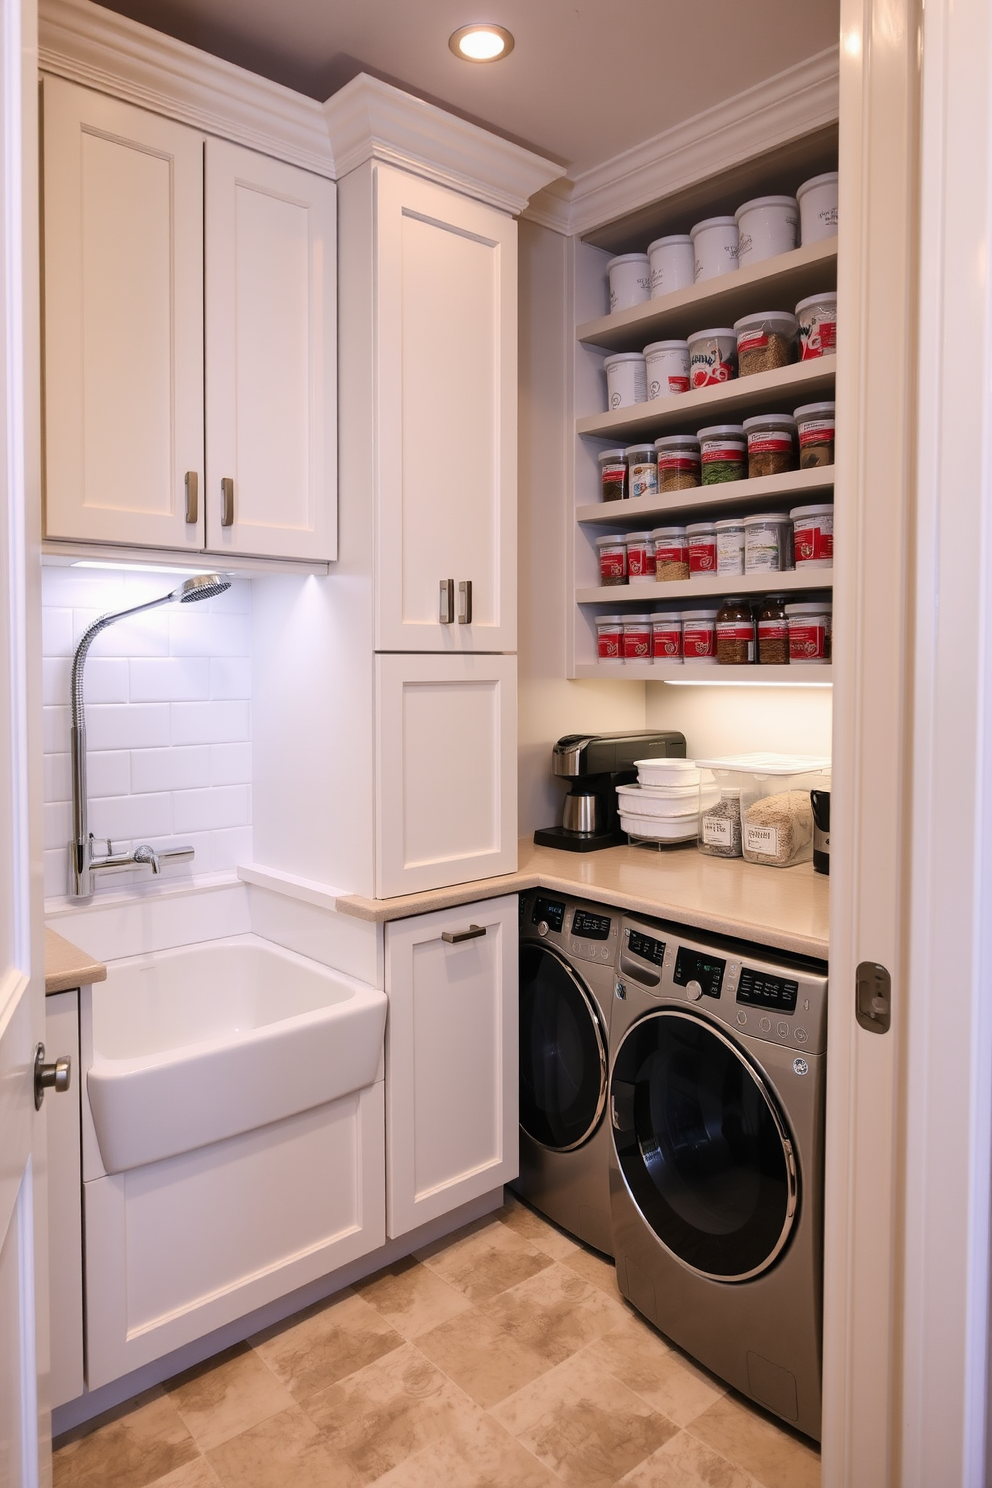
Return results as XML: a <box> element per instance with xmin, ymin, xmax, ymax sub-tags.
<box><xmin>689</xmin><ymin>216</ymin><xmax>739</xmax><ymax>281</ymax></box>
<box><xmin>604</xmin><ymin>352</ymin><xmax>647</xmax><ymax>410</ymax></box>
<box><xmin>734</xmin><ymin>195</ymin><xmax>799</xmax><ymax>268</ymax></box>
<box><xmin>797</xmin><ymin>172</ymin><xmax>839</xmax><ymax>243</ymax></box>
<box><xmin>694</xmin><ymin>753</ymin><xmax>831</xmax><ymax>868</ymax></box>
<box><xmin>635</xmin><ymin>758</ymin><xmax>701</xmax><ymax>787</ymax></box>
<box><xmin>607</xmin><ymin>253</ymin><xmax>651</xmax><ymax>312</ymax></box>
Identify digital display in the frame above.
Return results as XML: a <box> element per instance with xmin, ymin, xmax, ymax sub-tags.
<box><xmin>532</xmin><ymin>896</ymin><xmax>565</xmax><ymax>933</ymax></box>
<box><xmin>736</xmin><ymin>968</ymin><xmax>799</xmax><ymax>1014</ymax></box>
<box><xmin>674</xmin><ymin>946</ymin><xmax>725</xmax><ymax>999</ymax></box>
<box><xmin>626</xmin><ymin>929</ymin><xmax>666</xmax><ymax>966</ymax></box>
<box><xmin>571</xmin><ymin>909</ymin><xmax>612</xmax><ymax>941</ymax></box>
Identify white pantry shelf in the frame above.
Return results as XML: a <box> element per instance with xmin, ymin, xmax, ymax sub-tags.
<box><xmin>576</xmin><ymin>464</ymin><xmax>835</xmax><ymax>527</ymax></box>
<box><xmin>576</xmin><ymin>569</ymin><xmax>832</xmax><ymax>606</ymax></box>
<box><xmin>572</xmin><ymin>662</ymin><xmax>833</xmax><ymax>684</ymax></box>
<box><xmin>577</xmin><ymin>237</ymin><xmax>838</xmax><ymax>353</ymax></box>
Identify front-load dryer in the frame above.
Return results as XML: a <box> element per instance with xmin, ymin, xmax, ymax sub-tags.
<box><xmin>511</xmin><ymin>891</ymin><xmax>619</xmax><ymax>1256</ymax></box>
<box><xmin>608</xmin><ymin>913</ymin><xmax>828</xmax><ymax>1440</ymax></box>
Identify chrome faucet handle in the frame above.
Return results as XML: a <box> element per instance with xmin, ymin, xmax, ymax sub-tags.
<box><xmin>133</xmin><ymin>844</ymin><xmax>161</xmax><ymax>874</ymax></box>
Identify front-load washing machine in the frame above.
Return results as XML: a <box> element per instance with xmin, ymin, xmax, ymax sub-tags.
<box><xmin>511</xmin><ymin>890</ymin><xmax>619</xmax><ymax>1256</ymax></box>
<box><xmin>608</xmin><ymin>913</ymin><xmax>828</xmax><ymax>1440</ymax></box>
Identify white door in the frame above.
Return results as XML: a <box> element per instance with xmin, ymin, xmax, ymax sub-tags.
<box><xmin>374</xmin><ymin>165</ymin><xmax>517</xmax><ymax>653</ymax></box>
<box><xmin>1</xmin><ymin>0</ymin><xmax>47</xmax><ymax>1478</ymax></box>
<box><xmin>204</xmin><ymin>140</ymin><xmax>337</xmax><ymax>561</ymax></box>
<box><xmin>385</xmin><ymin>896</ymin><xmax>518</xmax><ymax>1237</ymax></box>
<box><xmin>41</xmin><ymin>77</ymin><xmax>205</xmax><ymax>551</ymax></box>
<box><xmin>375</xmin><ymin>652</ymin><xmax>517</xmax><ymax>898</ymax></box>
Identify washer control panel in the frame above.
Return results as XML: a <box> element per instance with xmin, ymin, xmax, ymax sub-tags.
<box><xmin>521</xmin><ymin>891</ymin><xmax>619</xmax><ymax>967</ymax></box>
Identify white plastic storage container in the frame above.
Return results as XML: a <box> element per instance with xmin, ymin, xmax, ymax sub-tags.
<box><xmin>604</xmin><ymin>351</ymin><xmax>647</xmax><ymax>409</ymax></box>
<box><xmin>796</xmin><ymin>293</ymin><xmax>837</xmax><ymax>360</ymax></box>
<box><xmin>607</xmin><ymin>253</ymin><xmax>651</xmax><ymax>312</ymax></box>
<box><xmin>689</xmin><ymin>216</ymin><xmax>739</xmax><ymax>281</ymax></box>
<box><xmin>644</xmin><ymin>340</ymin><xmax>690</xmax><ymax>399</ymax></box>
<box><xmin>786</xmin><ymin>600</ymin><xmax>832</xmax><ymax>663</ymax></box>
<box><xmin>790</xmin><ymin>503</ymin><xmax>834</xmax><ymax>568</ymax></box>
<box><xmin>647</xmin><ymin>235</ymin><xmax>694</xmax><ymax>296</ymax></box>
<box><xmin>596</xmin><ymin>614</ymin><xmax>625</xmax><ymax>662</ymax></box>
<box><xmin>734</xmin><ymin>196</ymin><xmax>799</xmax><ymax>268</ymax></box>
<box><xmin>616</xmin><ymin>782</ymin><xmax>699</xmax><ymax>818</ymax></box>
<box><xmin>635</xmin><ymin>757</ymin><xmax>701</xmax><ymax>787</ymax></box>
<box><xmin>687</xmin><ymin>328</ymin><xmax>738</xmax><ymax>388</ymax></box>
<box><xmin>743</xmin><ymin>512</ymin><xmax>794</xmax><ymax>573</ymax></box>
<box><xmin>797</xmin><ymin>172</ymin><xmax>839</xmax><ymax>243</ymax></box>
<box><xmin>694</xmin><ymin>753</ymin><xmax>831</xmax><ymax>868</ymax></box>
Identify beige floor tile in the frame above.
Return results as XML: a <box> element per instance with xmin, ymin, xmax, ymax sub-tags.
<box><xmin>688</xmin><ymin>1393</ymin><xmax>820</xmax><ymax>1488</ymax></box>
<box><xmin>618</xmin><ymin>1429</ymin><xmax>760</xmax><ymax>1488</ymax></box>
<box><xmin>305</xmin><ymin>1341</ymin><xmax>484</xmax><ymax>1483</ymax></box>
<box><xmin>492</xmin><ymin>1349</ymin><xmax>678</xmax><ymax>1488</ymax></box>
<box><xmin>147</xmin><ymin>1461</ymin><xmax>222</xmax><ymax>1488</ymax></box>
<box><xmin>481</xmin><ymin>1260</ymin><xmax>628</xmax><ymax>1369</ymax></box>
<box><xmin>354</xmin><ymin>1257</ymin><xmax>472</xmax><ymax>1339</ymax></box>
<box><xmin>250</xmin><ymin>1289</ymin><xmax>404</xmax><ymax>1403</ymax></box>
<box><xmin>206</xmin><ymin>1403</ymin><xmax>356</xmax><ymax>1488</ymax></box>
<box><xmin>415</xmin><ymin>1304</ymin><xmax>557</xmax><ymax>1409</ymax></box>
<box><xmin>495</xmin><ymin>1193</ymin><xmax>582</xmax><ymax>1260</ymax></box>
<box><xmin>373</xmin><ymin>1406</ymin><xmax>559</xmax><ymax>1488</ymax></box>
<box><xmin>53</xmin><ymin>1386</ymin><xmax>199</xmax><ymax>1488</ymax></box>
<box><xmin>591</xmin><ymin>1312</ymin><xmax>726</xmax><ymax>1427</ymax></box>
<box><xmin>414</xmin><ymin>1214</ymin><xmax>554</xmax><ymax>1303</ymax></box>
<box><xmin>560</xmin><ymin>1241</ymin><xmax>622</xmax><ymax>1297</ymax></box>
<box><xmin>165</xmin><ymin>1343</ymin><xmax>297</xmax><ymax>1452</ymax></box>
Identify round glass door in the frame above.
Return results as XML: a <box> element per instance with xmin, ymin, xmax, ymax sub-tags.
<box><xmin>611</xmin><ymin>1009</ymin><xmax>797</xmax><ymax>1280</ymax></box>
<box><xmin>519</xmin><ymin>941</ymin><xmax>608</xmax><ymax>1152</ymax></box>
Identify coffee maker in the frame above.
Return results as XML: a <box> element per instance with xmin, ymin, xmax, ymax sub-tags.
<box><xmin>533</xmin><ymin>730</ymin><xmax>687</xmax><ymax>852</ymax></box>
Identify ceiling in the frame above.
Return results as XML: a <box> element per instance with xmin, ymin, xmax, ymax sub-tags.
<box><xmin>94</xmin><ymin>0</ymin><xmax>840</xmax><ymax>177</ymax></box>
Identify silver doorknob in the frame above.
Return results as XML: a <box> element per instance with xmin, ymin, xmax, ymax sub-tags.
<box><xmin>34</xmin><ymin>1043</ymin><xmax>72</xmax><ymax>1110</ymax></box>
<box><xmin>686</xmin><ymin>979</ymin><xmax>703</xmax><ymax>1002</ymax></box>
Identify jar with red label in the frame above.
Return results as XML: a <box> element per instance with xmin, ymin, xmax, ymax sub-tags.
<box><xmin>652</xmin><ymin>612</ymin><xmax>683</xmax><ymax>662</ymax></box>
<box><xmin>794</xmin><ymin>401</ymin><xmax>835</xmax><ymax>467</ymax></box>
<box><xmin>758</xmin><ymin>595</ymin><xmax>789</xmax><ymax>664</ymax></box>
<box><xmin>742</xmin><ymin>413</ymin><xmax>798</xmax><ymax>479</ymax></box>
<box><xmin>687</xmin><ymin>328</ymin><xmax>737</xmax><ymax>388</ymax></box>
<box><xmin>682</xmin><ymin>608</ymin><xmax>718</xmax><ymax>663</ymax></box>
<box><xmin>596</xmin><ymin>615</ymin><xmax>625</xmax><ymax>663</ymax></box>
<box><xmin>786</xmin><ymin>600</ymin><xmax>832</xmax><ymax>663</ymax></box>
<box><xmin>790</xmin><ymin>503</ymin><xmax>834</xmax><ymax>568</ymax></box>
<box><xmin>623</xmin><ymin>614</ymin><xmax>654</xmax><ymax>662</ymax></box>
<box><xmin>596</xmin><ymin>534</ymin><xmax>627</xmax><ymax>586</ymax></box>
<box><xmin>698</xmin><ymin>425</ymin><xmax>747</xmax><ymax>485</ymax></box>
<box><xmin>654</xmin><ymin>434</ymin><xmax>701</xmax><ymax>491</ymax></box>
<box><xmin>716</xmin><ymin>597</ymin><xmax>756</xmax><ymax>664</ymax></box>
<box><xmin>687</xmin><ymin>521</ymin><xmax>717</xmax><ymax>576</ymax></box>
<box><xmin>598</xmin><ymin>448</ymin><xmax>628</xmax><ymax>501</ymax></box>
<box><xmin>795</xmin><ymin>292</ymin><xmax>837</xmax><ymax>360</ymax></box>
<box><xmin>733</xmin><ymin>311</ymin><xmax>799</xmax><ymax>376</ymax></box>
<box><xmin>651</xmin><ymin>526</ymin><xmax>689</xmax><ymax>582</ymax></box>
<box><xmin>626</xmin><ymin>531</ymin><xmax>656</xmax><ymax>584</ymax></box>
<box><xmin>625</xmin><ymin>444</ymin><xmax>659</xmax><ymax>501</ymax></box>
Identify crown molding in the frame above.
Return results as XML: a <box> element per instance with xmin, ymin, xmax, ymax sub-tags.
<box><xmin>522</xmin><ymin>46</ymin><xmax>840</xmax><ymax>238</ymax></box>
<box><xmin>322</xmin><ymin>73</ymin><xmax>563</xmax><ymax>216</ymax></box>
<box><xmin>38</xmin><ymin>0</ymin><xmax>335</xmax><ymax>176</ymax></box>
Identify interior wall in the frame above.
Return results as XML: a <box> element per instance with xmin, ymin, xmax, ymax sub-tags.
<box><xmin>517</xmin><ymin>218</ymin><xmax>644</xmax><ymax>836</ymax></box>
<box><xmin>644</xmin><ymin>680</ymin><xmax>833</xmax><ymax>759</ymax></box>
<box><xmin>41</xmin><ymin>565</ymin><xmax>252</xmax><ymax>899</ymax></box>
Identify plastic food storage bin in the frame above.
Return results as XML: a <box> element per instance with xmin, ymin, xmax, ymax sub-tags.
<box><xmin>694</xmin><ymin>753</ymin><xmax>831</xmax><ymax>868</ymax></box>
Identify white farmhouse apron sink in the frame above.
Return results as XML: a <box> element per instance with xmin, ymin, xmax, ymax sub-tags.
<box><xmin>85</xmin><ymin>934</ymin><xmax>386</xmax><ymax>1175</ymax></box>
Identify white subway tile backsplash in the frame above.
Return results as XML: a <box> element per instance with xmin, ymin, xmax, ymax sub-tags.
<box><xmin>129</xmin><ymin>657</ymin><xmax>210</xmax><ymax>703</ymax></box>
<box><xmin>171</xmin><ymin>700</ymin><xmax>249</xmax><ymax>745</ymax></box>
<box><xmin>42</xmin><ymin>567</ymin><xmax>253</xmax><ymax>899</ymax></box>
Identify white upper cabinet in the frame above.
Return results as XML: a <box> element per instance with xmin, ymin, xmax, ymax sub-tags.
<box><xmin>42</xmin><ymin>77</ymin><xmax>205</xmax><ymax>551</ymax></box>
<box><xmin>373</xmin><ymin>166</ymin><xmax>517</xmax><ymax>652</ymax></box>
<box><xmin>42</xmin><ymin>78</ymin><xmax>337</xmax><ymax>562</ymax></box>
<box><xmin>205</xmin><ymin>141</ymin><xmax>336</xmax><ymax>561</ymax></box>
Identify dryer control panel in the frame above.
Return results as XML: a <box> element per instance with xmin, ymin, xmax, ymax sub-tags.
<box><xmin>521</xmin><ymin>891</ymin><xmax>620</xmax><ymax>967</ymax></box>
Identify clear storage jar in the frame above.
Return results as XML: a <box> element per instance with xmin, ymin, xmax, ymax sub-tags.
<box><xmin>695</xmin><ymin>753</ymin><xmax>831</xmax><ymax>868</ymax></box>
<box><xmin>794</xmin><ymin>402</ymin><xmax>835</xmax><ymax>467</ymax></box>
<box><xmin>622</xmin><ymin>614</ymin><xmax>654</xmax><ymax>662</ymax></box>
<box><xmin>652</xmin><ymin>526</ymin><xmax>690</xmax><ymax>582</ymax></box>
<box><xmin>699</xmin><ymin>425</ymin><xmax>747</xmax><ymax>485</ymax></box>
<box><xmin>716</xmin><ymin>597</ymin><xmax>755</xmax><ymax>664</ymax></box>
<box><xmin>796</xmin><ymin>292</ymin><xmax>837</xmax><ymax>360</ymax></box>
<box><xmin>655</xmin><ymin>435</ymin><xmax>701</xmax><ymax>491</ymax></box>
<box><xmin>698</xmin><ymin>787</ymin><xmax>743</xmax><ymax>858</ymax></box>
<box><xmin>790</xmin><ymin>503</ymin><xmax>834</xmax><ymax>568</ymax></box>
<box><xmin>715</xmin><ymin>517</ymin><xmax>745</xmax><ymax>575</ymax></box>
<box><xmin>733</xmin><ymin>311</ymin><xmax>799</xmax><ymax>376</ymax></box>
<box><xmin>596</xmin><ymin>615</ymin><xmax>625</xmax><ymax>662</ymax></box>
<box><xmin>687</xmin><ymin>521</ymin><xmax>717</xmax><ymax>577</ymax></box>
<box><xmin>596</xmin><ymin>534</ymin><xmax>627</xmax><ymax>586</ymax></box>
<box><xmin>742</xmin><ymin>413</ymin><xmax>798</xmax><ymax>479</ymax></box>
<box><xmin>687</xmin><ymin>328</ymin><xmax>738</xmax><ymax>388</ymax></box>
<box><xmin>652</xmin><ymin>612</ymin><xmax>683</xmax><ymax>661</ymax></box>
<box><xmin>626</xmin><ymin>443</ymin><xmax>659</xmax><ymax>500</ymax></box>
<box><xmin>786</xmin><ymin>601</ymin><xmax>832</xmax><ymax>663</ymax></box>
<box><xmin>682</xmin><ymin>608</ymin><xmax>718</xmax><ymax>663</ymax></box>
<box><xmin>758</xmin><ymin>595</ymin><xmax>789</xmax><ymax>665</ymax></box>
<box><xmin>626</xmin><ymin>531</ymin><xmax>656</xmax><ymax>584</ymax></box>
<box><xmin>743</xmin><ymin>512</ymin><xmax>794</xmax><ymax>573</ymax></box>
<box><xmin>598</xmin><ymin>448</ymin><xmax>628</xmax><ymax>501</ymax></box>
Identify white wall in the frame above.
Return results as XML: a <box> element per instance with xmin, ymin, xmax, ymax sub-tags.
<box><xmin>645</xmin><ymin>679</ymin><xmax>833</xmax><ymax>760</ymax></box>
<box><xmin>41</xmin><ymin>565</ymin><xmax>252</xmax><ymax>899</ymax></box>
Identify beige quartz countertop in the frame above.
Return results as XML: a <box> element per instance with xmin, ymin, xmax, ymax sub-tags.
<box><xmin>335</xmin><ymin>839</ymin><xmax>829</xmax><ymax>960</ymax></box>
<box><xmin>45</xmin><ymin>927</ymin><xmax>107</xmax><ymax>995</ymax></box>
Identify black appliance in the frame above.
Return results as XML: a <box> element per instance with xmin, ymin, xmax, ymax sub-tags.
<box><xmin>533</xmin><ymin>729</ymin><xmax>686</xmax><ymax>852</ymax></box>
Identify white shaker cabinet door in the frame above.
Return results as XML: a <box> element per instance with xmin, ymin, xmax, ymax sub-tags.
<box><xmin>205</xmin><ymin>141</ymin><xmax>337</xmax><ymax>561</ymax></box>
<box><xmin>42</xmin><ymin>77</ymin><xmax>205</xmax><ymax>549</ymax></box>
<box><xmin>375</xmin><ymin>652</ymin><xmax>517</xmax><ymax>898</ymax></box>
<box><xmin>373</xmin><ymin>166</ymin><xmax>517</xmax><ymax>652</ymax></box>
<box><xmin>385</xmin><ymin>896</ymin><xmax>518</xmax><ymax>1238</ymax></box>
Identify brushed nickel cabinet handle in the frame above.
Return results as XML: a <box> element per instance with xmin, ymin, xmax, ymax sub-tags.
<box><xmin>457</xmin><ymin>580</ymin><xmax>472</xmax><ymax>624</ymax></box>
<box><xmin>184</xmin><ymin>471</ymin><xmax>198</xmax><ymax>524</ymax></box>
<box><xmin>441</xmin><ymin>923</ymin><xmax>487</xmax><ymax>944</ymax></box>
<box><xmin>439</xmin><ymin>579</ymin><xmax>454</xmax><ymax>624</ymax></box>
<box><xmin>221</xmin><ymin>477</ymin><xmax>234</xmax><ymax>527</ymax></box>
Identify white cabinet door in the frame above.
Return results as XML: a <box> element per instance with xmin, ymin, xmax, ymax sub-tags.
<box><xmin>385</xmin><ymin>896</ymin><xmax>518</xmax><ymax>1237</ymax></box>
<box><xmin>374</xmin><ymin>165</ymin><xmax>517</xmax><ymax>653</ymax></box>
<box><xmin>42</xmin><ymin>77</ymin><xmax>205</xmax><ymax>550</ymax></box>
<box><xmin>45</xmin><ymin>992</ymin><xmax>84</xmax><ymax>1409</ymax></box>
<box><xmin>205</xmin><ymin>141</ymin><xmax>337</xmax><ymax>561</ymax></box>
<box><xmin>375</xmin><ymin>652</ymin><xmax>517</xmax><ymax>898</ymax></box>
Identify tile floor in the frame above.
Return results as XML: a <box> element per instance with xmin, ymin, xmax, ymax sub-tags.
<box><xmin>53</xmin><ymin>1195</ymin><xmax>821</xmax><ymax>1488</ymax></box>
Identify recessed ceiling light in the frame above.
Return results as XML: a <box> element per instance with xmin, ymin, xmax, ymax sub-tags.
<box><xmin>449</xmin><ymin>24</ymin><xmax>514</xmax><ymax>62</ymax></box>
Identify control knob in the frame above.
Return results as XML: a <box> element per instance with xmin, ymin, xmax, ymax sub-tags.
<box><xmin>538</xmin><ymin>921</ymin><xmax>549</xmax><ymax>938</ymax></box>
<box><xmin>686</xmin><ymin>979</ymin><xmax>703</xmax><ymax>1002</ymax></box>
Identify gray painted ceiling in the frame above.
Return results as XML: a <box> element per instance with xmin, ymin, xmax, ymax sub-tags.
<box><xmin>95</xmin><ymin>0</ymin><xmax>840</xmax><ymax>176</ymax></box>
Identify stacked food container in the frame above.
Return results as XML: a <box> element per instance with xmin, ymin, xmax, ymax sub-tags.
<box><xmin>616</xmin><ymin>757</ymin><xmax>708</xmax><ymax>844</ymax></box>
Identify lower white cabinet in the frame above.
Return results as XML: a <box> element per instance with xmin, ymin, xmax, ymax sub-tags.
<box><xmin>385</xmin><ymin>896</ymin><xmax>518</xmax><ymax>1238</ymax></box>
<box><xmin>46</xmin><ymin>991</ymin><xmax>85</xmax><ymax>1410</ymax></box>
<box><xmin>375</xmin><ymin>653</ymin><xmax>517</xmax><ymax>898</ymax></box>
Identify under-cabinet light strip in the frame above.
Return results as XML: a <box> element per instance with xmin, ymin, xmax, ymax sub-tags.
<box><xmin>663</xmin><ymin>679</ymin><xmax>832</xmax><ymax>688</ymax></box>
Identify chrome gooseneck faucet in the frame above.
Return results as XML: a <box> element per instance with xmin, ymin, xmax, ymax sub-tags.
<box><xmin>69</xmin><ymin>572</ymin><xmax>231</xmax><ymax>898</ymax></box>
